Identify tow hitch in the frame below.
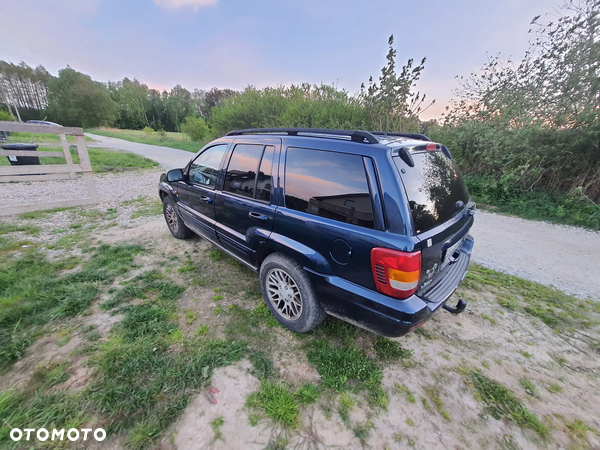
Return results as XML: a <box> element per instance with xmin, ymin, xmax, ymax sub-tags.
<box><xmin>443</xmin><ymin>299</ymin><xmax>467</xmax><ymax>314</ymax></box>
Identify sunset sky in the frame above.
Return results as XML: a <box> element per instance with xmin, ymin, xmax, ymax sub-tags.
<box><xmin>1</xmin><ymin>0</ymin><xmax>565</xmax><ymax>120</ymax></box>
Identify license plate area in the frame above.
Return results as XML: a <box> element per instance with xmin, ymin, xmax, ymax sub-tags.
<box><xmin>440</xmin><ymin>237</ymin><xmax>464</xmax><ymax>270</ymax></box>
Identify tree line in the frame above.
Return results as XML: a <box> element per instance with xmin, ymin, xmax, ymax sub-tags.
<box><xmin>1</xmin><ymin>0</ymin><xmax>598</xmax><ymax>214</ymax></box>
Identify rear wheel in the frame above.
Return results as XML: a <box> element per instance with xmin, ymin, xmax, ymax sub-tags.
<box><xmin>259</xmin><ymin>253</ymin><xmax>326</xmax><ymax>333</ymax></box>
<box><xmin>163</xmin><ymin>197</ymin><xmax>193</xmax><ymax>239</ymax></box>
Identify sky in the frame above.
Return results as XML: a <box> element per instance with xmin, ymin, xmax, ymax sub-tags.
<box><xmin>0</xmin><ymin>0</ymin><xmax>566</xmax><ymax>120</ymax></box>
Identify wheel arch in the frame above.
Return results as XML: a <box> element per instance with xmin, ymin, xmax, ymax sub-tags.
<box><xmin>254</xmin><ymin>233</ymin><xmax>331</xmax><ymax>273</ymax></box>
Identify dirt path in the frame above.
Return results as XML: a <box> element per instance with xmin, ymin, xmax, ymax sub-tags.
<box><xmin>85</xmin><ymin>133</ymin><xmax>600</xmax><ymax>300</ymax></box>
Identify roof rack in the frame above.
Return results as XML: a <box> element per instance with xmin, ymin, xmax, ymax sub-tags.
<box><xmin>370</xmin><ymin>131</ymin><xmax>431</xmax><ymax>142</ymax></box>
<box><xmin>225</xmin><ymin>128</ymin><xmax>380</xmax><ymax>144</ymax></box>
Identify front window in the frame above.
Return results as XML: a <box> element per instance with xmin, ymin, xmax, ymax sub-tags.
<box><xmin>188</xmin><ymin>144</ymin><xmax>228</xmax><ymax>188</ymax></box>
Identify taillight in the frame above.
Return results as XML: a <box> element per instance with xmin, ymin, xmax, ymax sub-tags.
<box><xmin>371</xmin><ymin>248</ymin><xmax>421</xmax><ymax>299</ymax></box>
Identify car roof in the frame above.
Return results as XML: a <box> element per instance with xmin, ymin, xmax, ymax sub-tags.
<box><xmin>224</xmin><ymin>128</ymin><xmax>431</xmax><ymax>156</ymax></box>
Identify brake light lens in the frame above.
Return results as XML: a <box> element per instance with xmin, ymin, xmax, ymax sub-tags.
<box><xmin>371</xmin><ymin>248</ymin><xmax>421</xmax><ymax>299</ymax></box>
<box><xmin>426</xmin><ymin>143</ymin><xmax>439</xmax><ymax>151</ymax></box>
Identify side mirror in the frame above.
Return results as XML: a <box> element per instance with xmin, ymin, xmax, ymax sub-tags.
<box><xmin>167</xmin><ymin>169</ymin><xmax>184</xmax><ymax>182</ymax></box>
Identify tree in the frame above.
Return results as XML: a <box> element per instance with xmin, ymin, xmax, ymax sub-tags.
<box><xmin>46</xmin><ymin>67</ymin><xmax>118</xmax><ymax>128</ymax></box>
<box><xmin>438</xmin><ymin>0</ymin><xmax>600</xmax><ymax>202</ymax></box>
<box><xmin>197</xmin><ymin>87</ymin><xmax>237</xmax><ymax>119</ymax></box>
<box><xmin>108</xmin><ymin>78</ymin><xmax>150</xmax><ymax>129</ymax></box>
<box><xmin>210</xmin><ymin>84</ymin><xmax>368</xmax><ymax>137</ymax></box>
<box><xmin>0</xmin><ymin>61</ymin><xmax>52</xmax><ymax>121</ymax></box>
<box><xmin>360</xmin><ymin>35</ymin><xmax>434</xmax><ymax>132</ymax></box>
<box><xmin>452</xmin><ymin>0</ymin><xmax>600</xmax><ymax>128</ymax></box>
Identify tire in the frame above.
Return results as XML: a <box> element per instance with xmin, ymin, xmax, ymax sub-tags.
<box><xmin>259</xmin><ymin>253</ymin><xmax>326</xmax><ymax>333</ymax></box>
<box><xmin>163</xmin><ymin>196</ymin><xmax>194</xmax><ymax>239</ymax></box>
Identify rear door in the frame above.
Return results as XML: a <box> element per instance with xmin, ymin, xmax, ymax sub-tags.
<box><xmin>213</xmin><ymin>138</ymin><xmax>279</xmax><ymax>265</ymax></box>
<box><xmin>176</xmin><ymin>143</ymin><xmax>228</xmax><ymax>241</ymax></box>
<box><xmin>392</xmin><ymin>147</ymin><xmax>474</xmax><ymax>291</ymax></box>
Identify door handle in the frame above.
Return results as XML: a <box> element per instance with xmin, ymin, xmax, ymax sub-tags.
<box><xmin>200</xmin><ymin>196</ymin><xmax>213</xmax><ymax>204</ymax></box>
<box><xmin>248</xmin><ymin>212</ymin><xmax>268</xmax><ymax>222</ymax></box>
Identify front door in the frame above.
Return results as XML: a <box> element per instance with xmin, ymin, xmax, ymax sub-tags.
<box><xmin>214</xmin><ymin>139</ymin><xmax>279</xmax><ymax>265</ymax></box>
<box><xmin>176</xmin><ymin>143</ymin><xmax>228</xmax><ymax>242</ymax></box>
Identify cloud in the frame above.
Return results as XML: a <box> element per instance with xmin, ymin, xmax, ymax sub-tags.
<box><xmin>154</xmin><ymin>0</ymin><xmax>217</xmax><ymax>12</ymax></box>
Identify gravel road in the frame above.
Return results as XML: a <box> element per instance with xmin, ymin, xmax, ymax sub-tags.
<box><xmin>471</xmin><ymin>211</ymin><xmax>600</xmax><ymax>300</ymax></box>
<box><xmin>86</xmin><ymin>133</ymin><xmax>195</xmax><ymax>169</ymax></box>
<box><xmin>6</xmin><ymin>134</ymin><xmax>600</xmax><ymax>300</ymax></box>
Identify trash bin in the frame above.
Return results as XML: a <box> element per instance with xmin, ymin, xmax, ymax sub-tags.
<box><xmin>2</xmin><ymin>143</ymin><xmax>40</xmax><ymax>166</ymax></box>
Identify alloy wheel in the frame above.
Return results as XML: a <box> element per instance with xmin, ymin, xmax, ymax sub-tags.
<box><xmin>165</xmin><ymin>203</ymin><xmax>179</xmax><ymax>233</ymax></box>
<box><xmin>266</xmin><ymin>268</ymin><xmax>303</xmax><ymax>321</ymax></box>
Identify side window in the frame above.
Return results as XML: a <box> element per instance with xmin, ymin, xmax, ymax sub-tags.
<box><xmin>188</xmin><ymin>144</ymin><xmax>228</xmax><ymax>188</ymax></box>
<box><xmin>256</xmin><ymin>145</ymin><xmax>274</xmax><ymax>202</ymax></box>
<box><xmin>224</xmin><ymin>144</ymin><xmax>264</xmax><ymax>199</ymax></box>
<box><xmin>284</xmin><ymin>148</ymin><xmax>374</xmax><ymax>229</ymax></box>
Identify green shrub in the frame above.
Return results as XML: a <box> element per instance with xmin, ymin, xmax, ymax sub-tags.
<box><xmin>181</xmin><ymin>116</ymin><xmax>210</xmax><ymax>141</ymax></box>
<box><xmin>0</xmin><ymin>110</ymin><xmax>14</xmax><ymax>121</ymax></box>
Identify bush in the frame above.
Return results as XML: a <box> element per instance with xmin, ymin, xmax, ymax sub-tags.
<box><xmin>210</xmin><ymin>84</ymin><xmax>369</xmax><ymax>137</ymax></box>
<box><xmin>142</xmin><ymin>126</ymin><xmax>154</xmax><ymax>137</ymax></box>
<box><xmin>0</xmin><ymin>110</ymin><xmax>14</xmax><ymax>121</ymax></box>
<box><xmin>181</xmin><ymin>116</ymin><xmax>209</xmax><ymax>142</ymax></box>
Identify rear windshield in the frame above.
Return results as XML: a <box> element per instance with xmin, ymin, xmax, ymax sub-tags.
<box><xmin>393</xmin><ymin>151</ymin><xmax>469</xmax><ymax>234</ymax></box>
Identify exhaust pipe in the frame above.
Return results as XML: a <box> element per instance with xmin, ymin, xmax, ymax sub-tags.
<box><xmin>443</xmin><ymin>299</ymin><xmax>467</xmax><ymax>314</ymax></box>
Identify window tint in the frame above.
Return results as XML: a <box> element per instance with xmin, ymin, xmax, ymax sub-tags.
<box><xmin>256</xmin><ymin>145</ymin><xmax>274</xmax><ymax>202</ymax></box>
<box><xmin>188</xmin><ymin>144</ymin><xmax>227</xmax><ymax>188</ymax></box>
<box><xmin>284</xmin><ymin>148</ymin><xmax>374</xmax><ymax>228</ymax></box>
<box><xmin>393</xmin><ymin>151</ymin><xmax>469</xmax><ymax>234</ymax></box>
<box><xmin>224</xmin><ymin>144</ymin><xmax>264</xmax><ymax>199</ymax></box>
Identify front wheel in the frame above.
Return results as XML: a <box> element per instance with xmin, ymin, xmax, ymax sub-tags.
<box><xmin>163</xmin><ymin>196</ymin><xmax>194</xmax><ymax>239</ymax></box>
<box><xmin>259</xmin><ymin>253</ymin><xmax>326</xmax><ymax>333</ymax></box>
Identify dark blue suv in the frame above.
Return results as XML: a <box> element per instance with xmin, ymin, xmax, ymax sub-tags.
<box><xmin>159</xmin><ymin>128</ymin><xmax>475</xmax><ymax>337</ymax></box>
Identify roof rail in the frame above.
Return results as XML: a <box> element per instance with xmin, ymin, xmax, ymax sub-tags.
<box><xmin>370</xmin><ymin>131</ymin><xmax>431</xmax><ymax>142</ymax></box>
<box><xmin>225</xmin><ymin>128</ymin><xmax>380</xmax><ymax>144</ymax></box>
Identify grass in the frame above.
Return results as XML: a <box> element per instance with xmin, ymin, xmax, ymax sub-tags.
<box><xmin>481</xmin><ymin>314</ymin><xmax>497</xmax><ymax>325</ymax></box>
<box><xmin>460</xmin><ymin>264</ymin><xmax>600</xmax><ymax>338</ymax></box>
<box><xmin>395</xmin><ymin>383</ymin><xmax>416</xmax><ymax>403</ymax></box>
<box><xmin>246</xmin><ymin>382</ymin><xmax>301</xmax><ymax>427</ymax></box>
<box><xmin>87</xmin><ymin>274</ymin><xmax>247</xmax><ymax>447</ymax></box>
<box><xmin>519</xmin><ymin>378</ymin><xmax>538</xmax><ymax>397</ymax></box>
<box><xmin>122</xmin><ymin>196</ymin><xmax>163</xmax><ymax>219</ymax></box>
<box><xmin>89</xmin><ymin>128</ymin><xmax>207</xmax><ymax>153</ymax></box>
<box><xmin>6</xmin><ymin>131</ymin><xmax>95</xmax><ymax>143</ymax></box>
<box><xmin>0</xmin><ymin>244</ymin><xmax>143</xmax><ymax>367</ymax></box>
<box><xmin>546</xmin><ymin>383</ymin><xmax>563</xmax><ymax>394</ymax></box>
<box><xmin>373</xmin><ymin>337</ymin><xmax>412</xmax><ymax>360</ymax></box>
<box><xmin>0</xmin><ymin>146</ymin><xmax>158</xmax><ymax>172</ymax></box>
<box><xmin>30</xmin><ymin>361</ymin><xmax>71</xmax><ymax>389</ymax></box>
<box><xmin>305</xmin><ymin>340</ymin><xmax>382</xmax><ymax>393</ymax></box>
<box><xmin>566</xmin><ymin>418</ymin><xmax>598</xmax><ymax>441</ymax></box>
<box><xmin>211</xmin><ymin>416</ymin><xmax>225</xmax><ymax>441</ymax></box>
<box><xmin>425</xmin><ymin>387</ymin><xmax>451</xmax><ymax>422</ymax></box>
<box><xmin>468</xmin><ymin>370</ymin><xmax>549</xmax><ymax>438</ymax></box>
<box><xmin>0</xmin><ymin>223</ymin><xmax>40</xmax><ymax>236</ymax></box>
<box><xmin>294</xmin><ymin>383</ymin><xmax>320</xmax><ymax>405</ymax></box>
<box><xmin>248</xmin><ymin>350</ymin><xmax>276</xmax><ymax>380</ymax></box>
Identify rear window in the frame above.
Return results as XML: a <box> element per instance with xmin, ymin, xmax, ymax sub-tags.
<box><xmin>393</xmin><ymin>151</ymin><xmax>469</xmax><ymax>234</ymax></box>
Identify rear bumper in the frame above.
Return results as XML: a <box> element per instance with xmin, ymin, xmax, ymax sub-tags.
<box><xmin>307</xmin><ymin>235</ymin><xmax>474</xmax><ymax>337</ymax></box>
